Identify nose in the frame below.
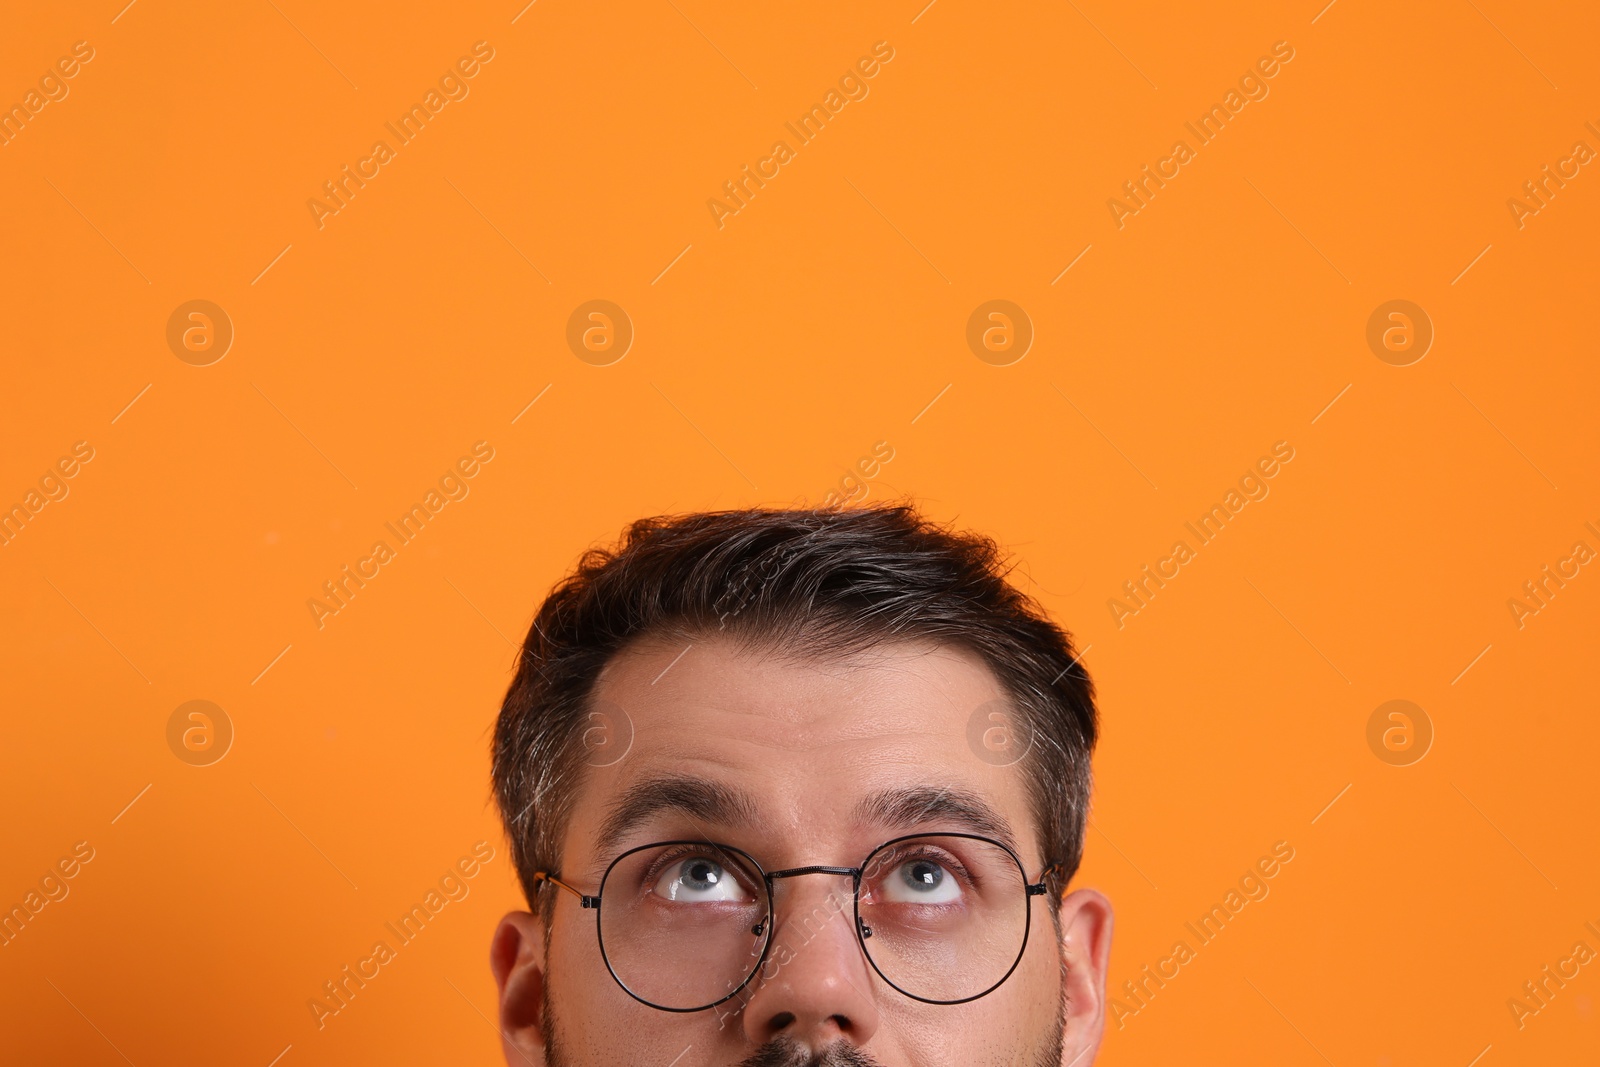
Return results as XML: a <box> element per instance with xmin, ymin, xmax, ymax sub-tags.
<box><xmin>738</xmin><ymin>873</ymin><xmax>881</xmax><ymax>1050</ymax></box>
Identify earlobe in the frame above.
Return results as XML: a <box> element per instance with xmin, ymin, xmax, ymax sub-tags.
<box><xmin>491</xmin><ymin>910</ymin><xmax>549</xmax><ymax>1066</ymax></box>
<box><xmin>1057</xmin><ymin>888</ymin><xmax>1114</xmax><ymax>1065</ymax></box>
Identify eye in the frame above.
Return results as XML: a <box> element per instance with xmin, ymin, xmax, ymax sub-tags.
<box><xmin>882</xmin><ymin>856</ymin><xmax>963</xmax><ymax>905</ymax></box>
<box><xmin>652</xmin><ymin>855</ymin><xmax>753</xmax><ymax>903</ymax></box>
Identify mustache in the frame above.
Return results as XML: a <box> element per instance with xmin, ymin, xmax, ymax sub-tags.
<box><xmin>737</xmin><ymin>1038</ymin><xmax>884</xmax><ymax>1067</ymax></box>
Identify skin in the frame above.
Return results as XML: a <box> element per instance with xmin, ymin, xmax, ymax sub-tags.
<box><xmin>491</xmin><ymin>632</ymin><xmax>1113</xmax><ymax>1065</ymax></box>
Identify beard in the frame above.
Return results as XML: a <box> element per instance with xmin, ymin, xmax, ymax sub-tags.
<box><xmin>735</xmin><ymin>1038</ymin><xmax>885</xmax><ymax>1066</ymax></box>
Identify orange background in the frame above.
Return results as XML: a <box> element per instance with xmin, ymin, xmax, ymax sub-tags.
<box><xmin>2</xmin><ymin>1</ymin><xmax>1597</xmax><ymax>1063</ymax></box>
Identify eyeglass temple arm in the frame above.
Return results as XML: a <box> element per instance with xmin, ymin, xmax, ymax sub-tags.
<box><xmin>532</xmin><ymin>870</ymin><xmax>600</xmax><ymax>910</ymax></box>
<box><xmin>1027</xmin><ymin>862</ymin><xmax>1064</xmax><ymax>897</ymax></box>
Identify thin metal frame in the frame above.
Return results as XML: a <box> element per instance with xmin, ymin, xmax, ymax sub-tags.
<box><xmin>532</xmin><ymin>832</ymin><xmax>1061</xmax><ymax>1012</ymax></box>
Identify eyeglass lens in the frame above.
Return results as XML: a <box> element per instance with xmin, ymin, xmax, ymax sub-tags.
<box><xmin>594</xmin><ymin>835</ymin><xmax>1030</xmax><ymax>1010</ymax></box>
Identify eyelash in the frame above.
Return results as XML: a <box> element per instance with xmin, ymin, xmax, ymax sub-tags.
<box><xmin>639</xmin><ymin>844</ymin><xmax>980</xmax><ymax>894</ymax></box>
<box><xmin>643</xmin><ymin>845</ymin><xmax>758</xmax><ymax>892</ymax></box>
<box><xmin>869</xmin><ymin>847</ymin><xmax>977</xmax><ymax>892</ymax></box>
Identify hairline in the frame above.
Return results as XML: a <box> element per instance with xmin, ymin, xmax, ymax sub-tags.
<box><xmin>549</xmin><ymin>625</ymin><xmax>1059</xmax><ymax>893</ymax></box>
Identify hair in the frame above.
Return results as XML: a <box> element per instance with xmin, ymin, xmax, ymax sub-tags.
<box><xmin>491</xmin><ymin>503</ymin><xmax>1098</xmax><ymax>920</ymax></box>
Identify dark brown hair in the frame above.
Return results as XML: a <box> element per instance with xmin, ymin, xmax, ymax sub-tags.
<box><xmin>491</xmin><ymin>503</ymin><xmax>1098</xmax><ymax>916</ymax></box>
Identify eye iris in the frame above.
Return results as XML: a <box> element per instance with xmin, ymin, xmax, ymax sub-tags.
<box><xmin>681</xmin><ymin>859</ymin><xmax>723</xmax><ymax>892</ymax></box>
<box><xmin>903</xmin><ymin>860</ymin><xmax>943</xmax><ymax>892</ymax></box>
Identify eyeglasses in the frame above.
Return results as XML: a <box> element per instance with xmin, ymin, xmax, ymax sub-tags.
<box><xmin>533</xmin><ymin>833</ymin><xmax>1060</xmax><ymax>1012</ymax></box>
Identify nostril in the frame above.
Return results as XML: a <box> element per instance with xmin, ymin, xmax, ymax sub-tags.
<box><xmin>767</xmin><ymin>1011</ymin><xmax>796</xmax><ymax>1031</ymax></box>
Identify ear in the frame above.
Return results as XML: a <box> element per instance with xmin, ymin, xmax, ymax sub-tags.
<box><xmin>490</xmin><ymin>910</ymin><xmax>549</xmax><ymax>1066</ymax></box>
<box><xmin>1057</xmin><ymin>888</ymin><xmax>1113</xmax><ymax>1065</ymax></box>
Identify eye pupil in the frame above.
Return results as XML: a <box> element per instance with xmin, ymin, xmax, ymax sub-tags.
<box><xmin>905</xmin><ymin>861</ymin><xmax>943</xmax><ymax>890</ymax></box>
<box><xmin>682</xmin><ymin>860</ymin><xmax>721</xmax><ymax>890</ymax></box>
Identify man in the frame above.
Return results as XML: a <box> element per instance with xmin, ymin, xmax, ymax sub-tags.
<box><xmin>489</xmin><ymin>504</ymin><xmax>1112</xmax><ymax>1065</ymax></box>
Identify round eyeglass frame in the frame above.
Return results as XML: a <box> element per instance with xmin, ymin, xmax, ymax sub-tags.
<box><xmin>532</xmin><ymin>832</ymin><xmax>1061</xmax><ymax>1013</ymax></box>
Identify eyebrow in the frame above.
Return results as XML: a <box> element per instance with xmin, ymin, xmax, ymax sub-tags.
<box><xmin>852</xmin><ymin>785</ymin><xmax>1020</xmax><ymax>857</ymax></box>
<box><xmin>588</xmin><ymin>775</ymin><xmax>1021</xmax><ymax>872</ymax></box>
<box><xmin>592</xmin><ymin>775</ymin><xmax>760</xmax><ymax>869</ymax></box>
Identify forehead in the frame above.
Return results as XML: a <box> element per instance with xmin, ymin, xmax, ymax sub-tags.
<box><xmin>562</xmin><ymin>632</ymin><xmax>1042</xmax><ymax>875</ymax></box>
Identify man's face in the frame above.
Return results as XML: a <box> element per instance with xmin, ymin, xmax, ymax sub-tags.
<box><xmin>491</xmin><ymin>634</ymin><xmax>1111</xmax><ymax>1065</ymax></box>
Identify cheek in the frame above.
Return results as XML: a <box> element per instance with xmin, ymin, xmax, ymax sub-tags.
<box><xmin>880</xmin><ymin>942</ymin><xmax>1058</xmax><ymax>1059</ymax></box>
<box><xmin>1025</xmin><ymin>918</ymin><xmax>1065</xmax><ymax>1004</ymax></box>
<box><xmin>549</xmin><ymin>918</ymin><xmax>715</xmax><ymax>1055</ymax></box>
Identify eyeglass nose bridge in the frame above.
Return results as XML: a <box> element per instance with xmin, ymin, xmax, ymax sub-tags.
<box><xmin>750</xmin><ymin>864</ymin><xmax>866</xmax><ymax>939</ymax></box>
